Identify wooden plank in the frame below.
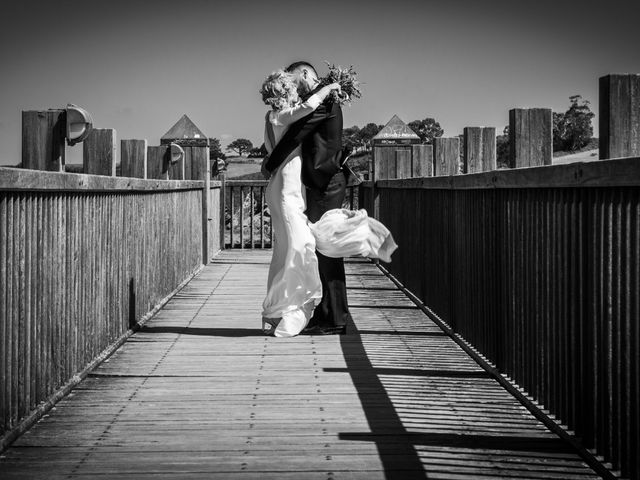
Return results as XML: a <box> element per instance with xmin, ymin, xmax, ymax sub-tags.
<box><xmin>120</xmin><ymin>139</ymin><xmax>147</xmax><ymax>179</ymax></box>
<box><xmin>147</xmin><ymin>146</ymin><xmax>169</xmax><ymax>180</ymax></box>
<box><xmin>508</xmin><ymin>108</ymin><xmax>552</xmax><ymax>168</ymax></box>
<box><xmin>0</xmin><ymin>167</ymin><xmax>205</xmax><ymax>192</ymax></box>
<box><xmin>374</xmin><ymin>156</ymin><xmax>640</xmax><ymax>190</ymax></box>
<box><xmin>412</xmin><ymin>144</ymin><xmax>433</xmax><ymax>177</ymax></box>
<box><xmin>0</xmin><ymin>251</ymin><xmax>603</xmax><ymax>479</ymax></box>
<box><xmin>394</xmin><ymin>147</ymin><xmax>412</xmax><ymax>179</ymax></box>
<box><xmin>463</xmin><ymin>127</ymin><xmax>496</xmax><ymax>173</ymax></box>
<box><xmin>21</xmin><ymin>110</ymin><xmax>65</xmax><ymax>172</ymax></box>
<box><xmin>433</xmin><ymin>137</ymin><xmax>460</xmax><ymax>176</ymax></box>
<box><xmin>599</xmin><ymin>74</ymin><xmax>640</xmax><ymax>159</ymax></box>
<box><xmin>83</xmin><ymin>128</ymin><xmax>117</xmax><ymax>176</ymax></box>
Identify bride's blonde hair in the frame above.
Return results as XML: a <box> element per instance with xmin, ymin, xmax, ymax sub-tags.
<box><xmin>260</xmin><ymin>70</ymin><xmax>298</xmax><ymax>111</ymax></box>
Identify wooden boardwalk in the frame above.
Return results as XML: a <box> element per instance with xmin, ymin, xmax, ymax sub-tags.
<box><xmin>0</xmin><ymin>250</ymin><xmax>602</xmax><ymax>479</ymax></box>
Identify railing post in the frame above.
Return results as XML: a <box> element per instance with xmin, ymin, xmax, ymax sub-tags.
<box><xmin>463</xmin><ymin>127</ymin><xmax>496</xmax><ymax>173</ymax></box>
<box><xmin>21</xmin><ymin>110</ymin><xmax>66</xmax><ymax>171</ymax></box>
<box><xmin>219</xmin><ymin>173</ymin><xmax>226</xmax><ymax>250</ymax></box>
<box><xmin>433</xmin><ymin>137</ymin><xmax>460</xmax><ymax>176</ymax></box>
<box><xmin>189</xmin><ymin>146</ymin><xmax>211</xmax><ymax>263</ymax></box>
<box><xmin>599</xmin><ymin>73</ymin><xmax>640</xmax><ymax>159</ymax></box>
<box><xmin>120</xmin><ymin>139</ymin><xmax>147</xmax><ymax>178</ymax></box>
<box><xmin>508</xmin><ymin>108</ymin><xmax>552</xmax><ymax>167</ymax></box>
<box><xmin>83</xmin><ymin>128</ymin><xmax>117</xmax><ymax>176</ymax></box>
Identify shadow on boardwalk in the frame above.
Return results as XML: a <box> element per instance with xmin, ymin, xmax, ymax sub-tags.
<box><xmin>0</xmin><ymin>250</ymin><xmax>602</xmax><ymax>479</ymax></box>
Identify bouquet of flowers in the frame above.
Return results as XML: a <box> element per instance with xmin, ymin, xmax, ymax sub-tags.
<box><xmin>319</xmin><ymin>62</ymin><xmax>362</xmax><ymax>106</ymax></box>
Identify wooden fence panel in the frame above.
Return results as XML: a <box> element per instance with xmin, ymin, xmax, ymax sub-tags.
<box><xmin>508</xmin><ymin>108</ymin><xmax>552</xmax><ymax>168</ymax></box>
<box><xmin>412</xmin><ymin>144</ymin><xmax>433</xmax><ymax>177</ymax></box>
<box><xmin>21</xmin><ymin>110</ymin><xmax>65</xmax><ymax>172</ymax></box>
<box><xmin>83</xmin><ymin>128</ymin><xmax>117</xmax><ymax>176</ymax></box>
<box><xmin>120</xmin><ymin>140</ymin><xmax>147</xmax><ymax>178</ymax></box>
<box><xmin>599</xmin><ymin>74</ymin><xmax>640</xmax><ymax>159</ymax></box>
<box><xmin>373</xmin><ymin>157</ymin><xmax>640</xmax><ymax>479</ymax></box>
<box><xmin>463</xmin><ymin>127</ymin><xmax>496</xmax><ymax>173</ymax></box>
<box><xmin>147</xmin><ymin>146</ymin><xmax>169</xmax><ymax>180</ymax></box>
<box><xmin>0</xmin><ymin>168</ymin><xmax>204</xmax><ymax>447</ymax></box>
<box><xmin>433</xmin><ymin>137</ymin><xmax>460</xmax><ymax>176</ymax></box>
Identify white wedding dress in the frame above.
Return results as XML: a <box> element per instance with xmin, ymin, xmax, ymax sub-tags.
<box><xmin>261</xmin><ymin>95</ymin><xmax>398</xmax><ymax>338</ymax></box>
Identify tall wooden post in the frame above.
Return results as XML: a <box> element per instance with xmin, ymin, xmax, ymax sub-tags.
<box><xmin>412</xmin><ymin>144</ymin><xmax>433</xmax><ymax>177</ymax></box>
<box><xmin>21</xmin><ymin>110</ymin><xmax>66</xmax><ymax>171</ymax></box>
<box><xmin>190</xmin><ymin>146</ymin><xmax>211</xmax><ymax>264</ymax></box>
<box><xmin>120</xmin><ymin>139</ymin><xmax>147</xmax><ymax>178</ymax></box>
<box><xmin>599</xmin><ymin>74</ymin><xmax>640</xmax><ymax>159</ymax></box>
<box><xmin>147</xmin><ymin>146</ymin><xmax>169</xmax><ymax>180</ymax></box>
<box><xmin>463</xmin><ymin>127</ymin><xmax>496</xmax><ymax>173</ymax></box>
<box><xmin>508</xmin><ymin>108</ymin><xmax>552</xmax><ymax>168</ymax></box>
<box><xmin>219</xmin><ymin>173</ymin><xmax>226</xmax><ymax>251</ymax></box>
<box><xmin>83</xmin><ymin>128</ymin><xmax>117</xmax><ymax>176</ymax></box>
<box><xmin>433</xmin><ymin>137</ymin><xmax>460</xmax><ymax>176</ymax></box>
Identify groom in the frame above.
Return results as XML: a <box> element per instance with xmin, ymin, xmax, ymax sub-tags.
<box><xmin>262</xmin><ymin>60</ymin><xmax>352</xmax><ymax>335</ymax></box>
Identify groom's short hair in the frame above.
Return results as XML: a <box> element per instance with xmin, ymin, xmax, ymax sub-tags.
<box><xmin>286</xmin><ymin>61</ymin><xmax>318</xmax><ymax>77</ymax></box>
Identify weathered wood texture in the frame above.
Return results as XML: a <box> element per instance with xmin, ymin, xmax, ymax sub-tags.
<box><xmin>375</xmin><ymin>176</ymin><xmax>640</xmax><ymax>479</ymax></box>
<box><xmin>82</xmin><ymin>128</ymin><xmax>117</xmax><ymax>176</ymax></box>
<box><xmin>0</xmin><ymin>174</ymin><xmax>204</xmax><ymax>441</ymax></box>
<box><xmin>508</xmin><ymin>108</ymin><xmax>552</xmax><ymax>168</ymax></box>
<box><xmin>412</xmin><ymin>144</ymin><xmax>433</xmax><ymax>177</ymax></box>
<box><xmin>433</xmin><ymin>138</ymin><xmax>460</xmax><ymax>176</ymax></box>
<box><xmin>120</xmin><ymin>139</ymin><xmax>147</xmax><ymax>179</ymax></box>
<box><xmin>463</xmin><ymin>127</ymin><xmax>496</xmax><ymax>173</ymax></box>
<box><xmin>21</xmin><ymin>110</ymin><xmax>65</xmax><ymax>172</ymax></box>
<box><xmin>0</xmin><ymin>251</ymin><xmax>602</xmax><ymax>479</ymax></box>
<box><xmin>599</xmin><ymin>74</ymin><xmax>640</xmax><ymax>159</ymax></box>
<box><xmin>147</xmin><ymin>146</ymin><xmax>169</xmax><ymax>180</ymax></box>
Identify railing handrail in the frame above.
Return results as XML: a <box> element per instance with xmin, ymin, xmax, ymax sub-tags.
<box><xmin>369</xmin><ymin>156</ymin><xmax>640</xmax><ymax>190</ymax></box>
<box><xmin>223</xmin><ymin>179</ymin><xmax>269</xmax><ymax>187</ymax></box>
<box><xmin>0</xmin><ymin>166</ymin><xmax>222</xmax><ymax>192</ymax></box>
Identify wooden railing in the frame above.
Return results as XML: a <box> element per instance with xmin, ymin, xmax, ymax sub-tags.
<box><xmin>0</xmin><ymin>167</ymin><xmax>220</xmax><ymax>447</ymax></box>
<box><xmin>223</xmin><ymin>179</ymin><xmax>359</xmax><ymax>249</ymax></box>
<box><xmin>361</xmin><ymin>157</ymin><xmax>640</xmax><ymax>479</ymax></box>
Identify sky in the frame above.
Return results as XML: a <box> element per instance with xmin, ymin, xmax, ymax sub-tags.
<box><xmin>1</xmin><ymin>0</ymin><xmax>638</xmax><ymax>165</ymax></box>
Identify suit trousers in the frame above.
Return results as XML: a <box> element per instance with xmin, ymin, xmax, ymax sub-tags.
<box><xmin>305</xmin><ymin>170</ymin><xmax>352</xmax><ymax>328</ymax></box>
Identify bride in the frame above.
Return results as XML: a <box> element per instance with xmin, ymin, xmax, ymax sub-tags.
<box><xmin>259</xmin><ymin>69</ymin><xmax>397</xmax><ymax>338</ymax></box>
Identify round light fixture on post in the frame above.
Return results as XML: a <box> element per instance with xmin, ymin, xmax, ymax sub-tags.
<box><xmin>66</xmin><ymin>103</ymin><xmax>93</xmax><ymax>146</ymax></box>
<box><xmin>169</xmin><ymin>142</ymin><xmax>185</xmax><ymax>164</ymax></box>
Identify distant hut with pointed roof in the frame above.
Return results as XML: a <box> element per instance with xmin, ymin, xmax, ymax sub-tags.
<box><xmin>371</xmin><ymin>114</ymin><xmax>432</xmax><ymax>181</ymax></box>
<box><xmin>161</xmin><ymin>114</ymin><xmax>209</xmax><ymax>147</ymax></box>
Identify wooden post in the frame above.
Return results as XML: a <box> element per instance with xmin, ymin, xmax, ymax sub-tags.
<box><xmin>189</xmin><ymin>146</ymin><xmax>211</xmax><ymax>264</ymax></box>
<box><xmin>463</xmin><ymin>127</ymin><xmax>497</xmax><ymax>173</ymax></box>
<box><xmin>433</xmin><ymin>137</ymin><xmax>460</xmax><ymax>176</ymax></box>
<box><xmin>219</xmin><ymin>173</ymin><xmax>226</xmax><ymax>251</ymax></box>
<box><xmin>599</xmin><ymin>74</ymin><xmax>640</xmax><ymax>159</ymax></box>
<box><xmin>21</xmin><ymin>110</ymin><xmax>65</xmax><ymax>171</ymax></box>
<box><xmin>508</xmin><ymin>108</ymin><xmax>552</xmax><ymax>168</ymax></box>
<box><xmin>412</xmin><ymin>144</ymin><xmax>433</xmax><ymax>177</ymax></box>
<box><xmin>120</xmin><ymin>140</ymin><xmax>147</xmax><ymax>178</ymax></box>
<box><xmin>83</xmin><ymin>128</ymin><xmax>117</xmax><ymax>176</ymax></box>
<box><xmin>147</xmin><ymin>146</ymin><xmax>169</xmax><ymax>180</ymax></box>
<box><xmin>168</xmin><ymin>153</ymin><xmax>185</xmax><ymax>180</ymax></box>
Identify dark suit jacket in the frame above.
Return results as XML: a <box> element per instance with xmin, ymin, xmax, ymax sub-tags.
<box><xmin>265</xmin><ymin>97</ymin><xmax>343</xmax><ymax>190</ymax></box>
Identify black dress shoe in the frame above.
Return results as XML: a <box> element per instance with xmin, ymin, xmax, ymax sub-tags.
<box><xmin>303</xmin><ymin>325</ymin><xmax>346</xmax><ymax>335</ymax></box>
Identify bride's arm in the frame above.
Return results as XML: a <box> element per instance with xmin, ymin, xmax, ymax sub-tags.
<box><xmin>271</xmin><ymin>83</ymin><xmax>341</xmax><ymax>127</ymax></box>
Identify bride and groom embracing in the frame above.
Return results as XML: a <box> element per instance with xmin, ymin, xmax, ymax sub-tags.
<box><xmin>259</xmin><ymin>61</ymin><xmax>397</xmax><ymax>338</ymax></box>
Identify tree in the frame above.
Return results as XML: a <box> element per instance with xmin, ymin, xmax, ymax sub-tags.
<box><xmin>248</xmin><ymin>144</ymin><xmax>268</xmax><ymax>158</ymax></box>
<box><xmin>552</xmin><ymin>95</ymin><xmax>595</xmax><ymax>152</ymax></box>
<box><xmin>342</xmin><ymin>125</ymin><xmax>361</xmax><ymax>151</ymax></box>
<box><xmin>496</xmin><ymin>126</ymin><xmax>510</xmax><ymax>168</ymax></box>
<box><xmin>209</xmin><ymin>138</ymin><xmax>226</xmax><ymax>160</ymax></box>
<box><xmin>408</xmin><ymin>118</ymin><xmax>444</xmax><ymax>144</ymax></box>
<box><xmin>226</xmin><ymin>138</ymin><xmax>253</xmax><ymax>156</ymax></box>
<box><xmin>355</xmin><ymin>123</ymin><xmax>383</xmax><ymax>150</ymax></box>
